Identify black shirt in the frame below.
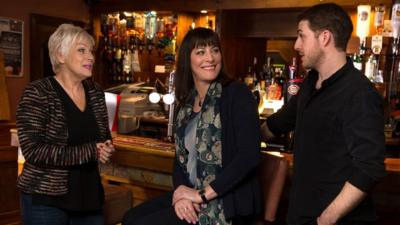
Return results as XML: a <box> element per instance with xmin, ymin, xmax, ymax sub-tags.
<box><xmin>32</xmin><ymin>77</ymin><xmax>104</xmax><ymax>211</ymax></box>
<box><xmin>267</xmin><ymin>59</ymin><xmax>386</xmax><ymax>224</ymax></box>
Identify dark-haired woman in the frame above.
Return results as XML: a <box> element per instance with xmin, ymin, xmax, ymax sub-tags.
<box><xmin>122</xmin><ymin>27</ymin><xmax>261</xmax><ymax>225</ymax></box>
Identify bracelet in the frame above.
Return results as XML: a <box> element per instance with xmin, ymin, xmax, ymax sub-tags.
<box><xmin>198</xmin><ymin>189</ymin><xmax>209</xmax><ymax>203</ymax></box>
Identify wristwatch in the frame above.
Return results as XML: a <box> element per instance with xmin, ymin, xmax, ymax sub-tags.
<box><xmin>198</xmin><ymin>189</ymin><xmax>209</xmax><ymax>203</ymax></box>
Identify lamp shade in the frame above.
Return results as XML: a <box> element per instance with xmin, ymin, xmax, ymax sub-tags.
<box><xmin>162</xmin><ymin>93</ymin><xmax>175</xmax><ymax>105</ymax></box>
<box><xmin>149</xmin><ymin>92</ymin><xmax>161</xmax><ymax>103</ymax></box>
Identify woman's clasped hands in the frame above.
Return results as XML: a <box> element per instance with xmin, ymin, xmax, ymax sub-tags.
<box><xmin>96</xmin><ymin>140</ymin><xmax>115</xmax><ymax>163</ymax></box>
<box><xmin>172</xmin><ymin>185</ymin><xmax>202</xmax><ymax>224</ymax></box>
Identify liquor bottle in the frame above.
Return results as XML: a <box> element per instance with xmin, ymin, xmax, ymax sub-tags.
<box><xmin>145</xmin><ymin>11</ymin><xmax>157</xmax><ymax>40</ymax></box>
<box><xmin>114</xmin><ymin>38</ymin><xmax>123</xmax><ymax>82</ymax></box>
<box><xmin>267</xmin><ymin>66</ymin><xmax>284</xmax><ymax>101</ymax></box>
<box><xmin>138</xmin><ymin>35</ymin><xmax>145</xmax><ymax>54</ymax></box>
<box><xmin>244</xmin><ymin>65</ymin><xmax>254</xmax><ymax>90</ymax></box>
<box><xmin>285</xmin><ymin>57</ymin><xmax>303</xmax><ymax>103</ymax></box>
<box><xmin>261</xmin><ymin>57</ymin><xmax>274</xmax><ymax>93</ymax></box>
<box><xmin>374</xmin><ymin>4</ymin><xmax>385</xmax><ymax>35</ymax></box>
<box><xmin>251</xmin><ymin>57</ymin><xmax>261</xmax><ymax>105</ymax></box>
<box><xmin>111</xmin><ymin>37</ymin><xmax>118</xmax><ymax>82</ymax></box>
<box><xmin>252</xmin><ymin>57</ymin><xmax>258</xmax><ymax>88</ymax></box>
<box><xmin>274</xmin><ymin>67</ymin><xmax>286</xmax><ymax>97</ymax></box>
<box><xmin>126</xmin><ymin>15</ymin><xmax>135</xmax><ymax>30</ymax></box>
<box><xmin>353</xmin><ymin>53</ymin><xmax>363</xmax><ymax>71</ymax></box>
<box><xmin>267</xmin><ymin>78</ymin><xmax>281</xmax><ymax>100</ymax></box>
<box><xmin>100</xmin><ymin>14</ymin><xmax>109</xmax><ymax>37</ymax></box>
<box><xmin>364</xmin><ymin>55</ymin><xmax>378</xmax><ymax>81</ymax></box>
<box><xmin>373</xmin><ymin>70</ymin><xmax>385</xmax><ymax>97</ymax></box>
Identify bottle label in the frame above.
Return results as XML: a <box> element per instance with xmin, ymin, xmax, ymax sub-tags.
<box><xmin>359</xmin><ymin>11</ymin><xmax>369</xmax><ymax>21</ymax></box>
<box><xmin>286</xmin><ymin>78</ymin><xmax>303</xmax><ymax>102</ymax></box>
<box><xmin>374</xmin><ymin>11</ymin><xmax>385</xmax><ymax>27</ymax></box>
<box><xmin>371</xmin><ymin>35</ymin><xmax>383</xmax><ymax>54</ymax></box>
<box><xmin>267</xmin><ymin>84</ymin><xmax>282</xmax><ymax>100</ymax></box>
<box><xmin>354</xmin><ymin>62</ymin><xmax>362</xmax><ymax>71</ymax></box>
<box><xmin>287</xmin><ymin>83</ymin><xmax>300</xmax><ymax>96</ymax></box>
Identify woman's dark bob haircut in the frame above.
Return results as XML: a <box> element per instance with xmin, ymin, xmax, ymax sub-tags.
<box><xmin>174</xmin><ymin>27</ymin><xmax>231</xmax><ymax>104</ymax></box>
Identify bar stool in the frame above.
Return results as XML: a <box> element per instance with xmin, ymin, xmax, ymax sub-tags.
<box><xmin>103</xmin><ymin>184</ymin><xmax>132</xmax><ymax>225</ymax></box>
<box><xmin>254</xmin><ymin>152</ymin><xmax>288</xmax><ymax>225</ymax></box>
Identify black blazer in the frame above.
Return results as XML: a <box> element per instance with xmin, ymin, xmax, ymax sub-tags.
<box><xmin>173</xmin><ymin>81</ymin><xmax>261</xmax><ymax>219</ymax></box>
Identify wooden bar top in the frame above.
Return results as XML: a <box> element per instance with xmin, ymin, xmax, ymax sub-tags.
<box><xmin>113</xmin><ymin>134</ymin><xmax>174</xmax><ymax>158</ymax></box>
<box><xmin>112</xmin><ymin>134</ymin><xmax>400</xmax><ymax>174</ymax></box>
<box><xmin>278</xmin><ymin>152</ymin><xmax>400</xmax><ymax>174</ymax></box>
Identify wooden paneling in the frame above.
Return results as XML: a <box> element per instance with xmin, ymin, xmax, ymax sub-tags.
<box><xmin>113</xmin><ymin>148</ymin><xmax>173</xmax><ymax>173</ymax></box>
<box><xmin>103</xmin><ymin>175</ymin><xmax>169</xmax><ymax>207</ymax></box>
<box><xmin>0</xmin><ymin>122</ymin><xmax>16</xmax><ymax>146</ymax></box>
<box><xmin>0</xmin><ymin>146</ymin><xmax>19</xmax><ymax>223</ymax></box>
<box><xmin>220</xmin><ymin>36</ymin><xmax>266</xmax><ymax>79</ymax></box>
<box><xmin>267</xmin><ymin>40</ymin><xmax>296</xmax><ymax>64</ymax></box>
<box><xmin>0</xmin><ymin>53</ymin><xmax>10</xmax><ymax>121</ymax></box>
<box><xmin>219</xmin><ymin>11</ymin><xmax>267</xmax><ymax>79</ymax></box>
<box><xmin>30</xmin><ymin>14</ymin><xmax>87</xmax><ymax>82</ymax></box>
<box><xmin>372</xmin><ymin>173</ymin><xmax>400</xmax><ymax>225</ymax></box>
<box><xmin>221</xmin><ymin>9</ymin><xmax>300</xmax><ymax>38</ymax></box>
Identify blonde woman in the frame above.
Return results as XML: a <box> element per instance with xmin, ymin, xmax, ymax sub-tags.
<box><xmin>17</xmin><ymin>24</ymin><xmax>114</xmax><ymax>225</ymax></box>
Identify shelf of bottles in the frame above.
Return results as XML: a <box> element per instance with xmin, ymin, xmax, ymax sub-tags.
<box><xmin>352</xmin><ymin>4</ymin><xmax>386</xmax><ymax>97</ymax></box>
<box><xmin>351</xmin><ymin>2</ymin><xmax>400</xmax><ymax>136</ymax></box>
<box><xmin>243</xmin><ymin>54</ymin><xmax>303</xmax><ymax>118</ymax></box>
<box><xmin>99</xmin><ymin>11</ymin><xmax>178</xmax><ymax>84</ymax></box>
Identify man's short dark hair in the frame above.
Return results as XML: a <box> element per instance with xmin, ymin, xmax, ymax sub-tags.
<box><xmin>298</xmin><ymin>3</ymin><xmax>353</xmax><ymax>51</ymax></box>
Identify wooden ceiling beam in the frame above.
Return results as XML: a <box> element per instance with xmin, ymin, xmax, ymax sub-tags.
<box><xmin>216</xmin><ymin>0</ymin><xmax>392</xmax><ymax>10</ymax></box>
<box><xmin>92</xmin><ymin>0</ymin><xmax>393</xmax><ymax>14</ymax></box>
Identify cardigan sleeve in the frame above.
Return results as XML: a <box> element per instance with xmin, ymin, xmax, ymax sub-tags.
<box><xmin>172</xmin><ymin>157</ymin><xmax>193</xmax><ymax>189</ymax></box>
<box><xmin>16</xmin><ymin>83</ymin><xmax>98</xmax><ymax>167</ymax></box>
<box><xmin>209</xmin><ymin>83</ymin><xmax>260</xmax><ymax>196</ymax></box>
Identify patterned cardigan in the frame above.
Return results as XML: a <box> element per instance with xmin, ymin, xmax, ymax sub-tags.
<box><xmin>16</xmin><ymin>77</ymin><xmax>111</xmax><ymax>196</ymax></box>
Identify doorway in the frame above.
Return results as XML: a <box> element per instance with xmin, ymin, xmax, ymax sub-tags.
<box><xmin>30</xmin><ymin>14</ymin><xmax>87</xmax><ymax>81</ymax></box>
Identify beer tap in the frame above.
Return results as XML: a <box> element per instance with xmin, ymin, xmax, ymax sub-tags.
<box><xmin>166</xmin><ymin>71</ymin><xmax>175</xmax><ymax>142</ymax></box>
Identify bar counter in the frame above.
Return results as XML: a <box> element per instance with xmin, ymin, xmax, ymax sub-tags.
<box><xmin>111</xmin><ymin>134</ymin><xmax>400</xmax><ymax>174</ymax></box>
<box><xmin>8</xmin><ymin>129</ymin><xmax>400</xmax><ymax>208</ymax></box>
<box><xmin>105</xmin><ymin>134</ymin><xmax>400</xmax><ymax>207</ymax></box>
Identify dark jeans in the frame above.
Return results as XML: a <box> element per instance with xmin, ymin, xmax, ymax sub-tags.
<box><xmin>122</xmin><ymin>192</ymin><xmax>256</xmax><ymax>225</ymax></box>
<box><xmin>21</xmin><ymin>193</ymin><xmax>103</xmax><ymax>225</ymax></box>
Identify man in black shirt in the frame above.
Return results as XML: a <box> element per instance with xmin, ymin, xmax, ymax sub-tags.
<box><xmin>261</xmin><ymin>3</ymin><xmax>386</xmax><ymax>225</ymax></box>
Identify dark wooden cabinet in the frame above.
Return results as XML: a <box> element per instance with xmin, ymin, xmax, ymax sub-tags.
<box><xmin>0</xmin><ymin>146</ymin><xmax>19</xmax><ymax>224</ymax></box>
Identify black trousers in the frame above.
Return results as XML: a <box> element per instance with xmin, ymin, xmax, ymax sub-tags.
<box><xmin>122</xmin><ymin>192</ymin><xmax>189</xmax><ymax>225</ymax></box>
<box><xmin>122</xmin><ymin>191</ymin><xmax>256</xmax><ymax>225</ymax></box>
<box><xmin>300</xmin><ymin>220</ymin><xmax>375</xmax><ymax>225</ymax></box>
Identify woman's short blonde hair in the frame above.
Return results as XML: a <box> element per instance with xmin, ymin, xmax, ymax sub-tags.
<box><xmin>48</xmin><ymin>23</ymin><xmax>95</xmax><ymax>73</ymax></box>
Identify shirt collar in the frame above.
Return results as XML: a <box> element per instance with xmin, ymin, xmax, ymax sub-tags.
<box><xmin>308</xmin><ymin>57</ymin><xmax>353</xmax><ymax>90</ymax></box>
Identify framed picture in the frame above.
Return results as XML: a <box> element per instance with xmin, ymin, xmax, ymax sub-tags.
<box><xmin>0</xmin><ymin>17</ymin><xmax>23</xmax><ymax>77</ymax></box>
